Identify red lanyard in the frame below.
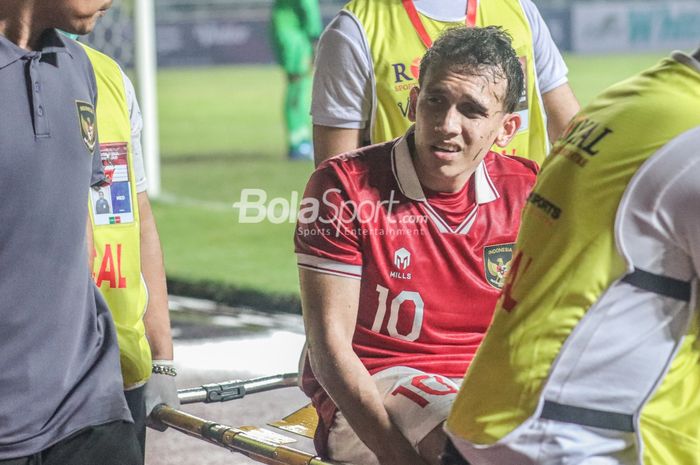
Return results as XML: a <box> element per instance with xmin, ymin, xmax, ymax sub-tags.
<box><xmin>401</xmin><ymin>0</ymin><xmax>478</xmax><ymax>48</ymax></box>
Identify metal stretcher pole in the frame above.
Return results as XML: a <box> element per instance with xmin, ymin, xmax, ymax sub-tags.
<box><xmin>178</xmin><ymin>373</ymin><xmax>299</xmax><ymax>405</ymax></box>
<box><xmin>152</xmin><ymin>405</ymin><xmax>333</xmax><ymax>465</ymax></box>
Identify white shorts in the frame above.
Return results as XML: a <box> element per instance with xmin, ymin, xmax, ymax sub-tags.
<box><xmin>328</xmin><ymin>366</ymin><xmax>462</xmax><ymax>465</ymax></box>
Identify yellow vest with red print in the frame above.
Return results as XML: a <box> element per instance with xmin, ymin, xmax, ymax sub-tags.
<box><xmin>83</xmin><ymin>45</ymin><xmax>151</xmax><ymax>388</ymax></box>
<box><xmin>344</xmin><ymin>0</ymin><xmax>548</xmax><ymax>163</ymax></box>
<box><xmin>446</xmin><ymin>56</ymin><xmax>700</xmax><ymax>464</ymax></box>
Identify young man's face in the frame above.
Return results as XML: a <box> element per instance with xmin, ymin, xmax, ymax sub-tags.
<box><xmin>43</xmin><ymin>0</ymin><xmax>112</xmax><ymax>35</ymax></box>
<box><xmin>409</xmin><ymin>63</ymin><xmax>520</xmax><ymax>190</ymax></box>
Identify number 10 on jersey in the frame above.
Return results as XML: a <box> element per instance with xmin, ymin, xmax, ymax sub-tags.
<box><xmin>372</xmin><ymin>284</ymin><xmax>425</xmax><ymax>342</ymax></box>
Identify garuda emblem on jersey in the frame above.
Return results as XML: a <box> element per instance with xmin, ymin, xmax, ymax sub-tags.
<box><xmin>76</xmin><ymin>101</ymin><xmax>97</xmax><ymax>154</ymax></box>
<box><xmin>484</xmin><ymin>243</ymin><xmax>515</xmax><ymax>289</ymax></box>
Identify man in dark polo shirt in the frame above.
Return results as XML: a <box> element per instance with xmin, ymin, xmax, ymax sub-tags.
<box><xmin>0</xmin><ymin>1</ymin><xmax>141</xmax><ymax>464</ymax></box>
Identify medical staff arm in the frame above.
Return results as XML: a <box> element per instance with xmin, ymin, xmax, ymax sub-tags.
<box><xmin>521</xmin><ymin>0</ymin><xmax>580</xmax><ymax>141</ymax></box>
<box><xmin>313</xmin><ymin>126</ymin><xmax>363</xmax><ymax>166</ymax></box>
<box><xmin>311</xmin><ymin>12</ymin><xmax>372</xmax><ymax>164</ymax></box>
<box><xmin>139</xmin><ymin>192</ymin><xmax>180</xmax><ymax>427</ymax></box>
<box><xmin>123</xmin><ymin>69</ymin><xmax>174</xmax><ymax>364</ymax></box>
<box><xmin>138</xmin><ymin>192</ymin><xmax>173</xmax><ymax>362</ymax></box>
<box><xmin>124</xmin><ymin>69</ymin><xmax>179</xmax><ymax>421</ymax></box>
<box><xmin>542</xmin><ymin>83</ymin><xmax>580</xmax><ymax>143</ymax></box>
<box><xmin>300</xmin><ymin>269</ymin><xmax>430</xmax><ymax>465</ymax></box>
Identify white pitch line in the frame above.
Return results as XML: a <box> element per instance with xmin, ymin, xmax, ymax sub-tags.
<box><xmin>176</xmin><ymin>330</ymin><xmax>305</xmax><ymax>378</ymax></box>
<box><xmin>157</xmin><ymin>192</ymin><xmax>234</xmax><ymax>212</ymax></box>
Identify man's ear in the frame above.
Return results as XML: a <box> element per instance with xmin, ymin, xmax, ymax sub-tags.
<box><xmin>408</xmin><ymin>86</ymin><xmax>419</xmax><ymax>123</ymax></box>
<box><xmin>493</xmin><ymin>112</ymin><xmax>521</xmax><ymax>148</ymax></box>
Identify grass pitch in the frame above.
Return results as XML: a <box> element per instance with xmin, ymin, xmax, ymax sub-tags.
<box><xmin>154</xmin><ymin>52</ymin><xmax>667</xmax><ymax>298</ymax></box>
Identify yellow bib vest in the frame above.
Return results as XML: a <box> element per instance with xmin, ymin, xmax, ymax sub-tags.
<box><xmin>344</xmin><ymin>0</ymin><xmax>548</xmax><ymax>163</ymax></box>
<box><xmin>447</xmin><ymin>56</ymin><xmax>700</xmax><ymax>463</ymax></box>
<box><xmin>83</xmin><ymin>45</ymin><xmax>151</xmax><ymax>388</ymax></box>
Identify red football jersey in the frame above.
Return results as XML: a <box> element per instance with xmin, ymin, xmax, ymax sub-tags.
<box><xmin>295</xmin><ymin>132</ymin><xmax>537</xmax><ymax>452</ymax></box>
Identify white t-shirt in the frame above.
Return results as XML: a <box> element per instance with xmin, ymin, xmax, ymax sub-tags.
<box><xmin>119</xmin><ymin>68</ymin><xmax>148</xmax><ymax>193</ymax></box>
<box><xmin>618</xmin><ymin>53</ymin><xmax>700</xmax><ymax>282</ymax></box>
<box><xmin>311</xmin><ymin>0</ymin><xmax>569</xmax><ymax>130</ymax></box>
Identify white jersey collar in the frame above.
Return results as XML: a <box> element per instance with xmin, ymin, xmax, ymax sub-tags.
<box><xmin>390</xmin><ymin>126</ymin><xmax>500</xmax><ymax>204</ymax></box>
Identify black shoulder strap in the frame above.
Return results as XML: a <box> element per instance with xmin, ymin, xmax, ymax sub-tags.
<box><xmin>621</xmin><ymin>268</ymin><xmax>691</xmax><ymax>302</ymax></box>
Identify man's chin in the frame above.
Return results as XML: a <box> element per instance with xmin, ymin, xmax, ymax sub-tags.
<box><xmin>63</xmin><ymin>20</ymin><xmax>96</xmax><ymax>37</ymax></box>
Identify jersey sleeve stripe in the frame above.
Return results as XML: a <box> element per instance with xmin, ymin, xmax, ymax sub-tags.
<box><xmin>296</xmin><ymin>253</ymin><xmax>362</xmax><ymax>279</ymax></box>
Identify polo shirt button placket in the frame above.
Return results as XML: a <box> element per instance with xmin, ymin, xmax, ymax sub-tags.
<box><xmin>27</xmin><ymin>53</ymin><xmax>50</xmax><ymax>138</ymax></box>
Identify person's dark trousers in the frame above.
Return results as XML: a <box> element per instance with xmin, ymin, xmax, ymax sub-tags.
<box><xmin>0</xmin><ymin>420</ymin><xmax>142</xmax><ymax>465</ymax></box>
<box><xmin>441</xmin><ymin>438</ymin><xmax>473</xmax><ymax>465</ymax></box>
<box><xmin>124</xmin><ymin>385</ymin><xmax>146</xmax><ymax>458</ymax></box>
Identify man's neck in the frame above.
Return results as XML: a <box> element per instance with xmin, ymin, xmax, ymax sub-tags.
<box><xmin>0</xmin><ymin>3</ymin><xmax>47</xmax><ymax>50</ymax></box>
<box><xmin>408</xmin><ymin>136</ymin><xmax>475</xmax><ymax>194</ymax></box>
<box><xmin>413</xmin><ymin>0</ymin><xmax>468</xmax><ymax>22</ymax></box>
<box><xmin>416</xmin><ymin>167</ymin><xmax>473</xmax><ymax>194</ymax></box>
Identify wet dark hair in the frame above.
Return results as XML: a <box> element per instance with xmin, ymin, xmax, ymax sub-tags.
<box><xmin>418</xmin><ymin>26</ymin><xmax>524</xmax><ymax>113</ymax></box>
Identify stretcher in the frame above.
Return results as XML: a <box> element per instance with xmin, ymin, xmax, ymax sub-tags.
<box><xmin>152</xmin><ymin>373</ymin><xmax>330</xmax><ymax>465</ymax></box>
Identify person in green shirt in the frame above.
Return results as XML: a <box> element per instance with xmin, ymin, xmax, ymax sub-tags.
<box><xmin>270</xmin><ymin>0</ymin><xmax>322</xmax><ymax>161</ymax></box>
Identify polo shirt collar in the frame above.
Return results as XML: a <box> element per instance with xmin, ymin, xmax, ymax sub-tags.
<box><xmin>40</xmin><ymin>29</ymin><xmax>71</xmax><ymax>55</ymax></box>
<box><xmin>0</xmin><ymin>28</ymin><xmax>71</xmax><ymax>69</ymax></box>
<box><xmin>391</xmin><ymin>126</ymin><xmax>500</xmax><ymax>204</ymax></box>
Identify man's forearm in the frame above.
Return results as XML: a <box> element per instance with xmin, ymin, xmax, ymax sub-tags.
<box><xmin>138</xmin><ymin>192</ymin><xmax>173</xmax><ymax>360</ymax></box>
<box><xmin>542</xmin><ymin>82</ymin><xmax>580</xmax><ymax>143</ymax></box>
<box><xmin>300</xmin><ymin>269</ymin><xmax>428</xmax><ymax>464</ymax></box>
<box><xmin>309</xmin><ymin>344</ymin><xmax>422</xmax><ymax>464</ymax></box>
<box><xmin>313</xmin><ymin>125</ymin><xmax>363</xmax><ymax>166</ymax></box>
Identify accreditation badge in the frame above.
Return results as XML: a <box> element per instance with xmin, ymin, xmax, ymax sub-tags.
<box><xmin>91</xmin><ymin>142</ymin><xmax>135</xmax><ymax>226</ymax></box>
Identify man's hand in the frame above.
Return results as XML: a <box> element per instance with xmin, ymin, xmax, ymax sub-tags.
<box><xmin>376</xmin><ymin>439</ymin><xmax>432</xmax><ymax>465</ymax></box>
<box><xmin>145</xmin><ymin>361</ymin><xmax>180</xmax><ymax>431</ymax></box>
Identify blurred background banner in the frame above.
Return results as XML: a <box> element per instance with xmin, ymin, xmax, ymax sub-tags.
<box><xmin>156</xmin><ymin>2</ymin><xmax>274</xmax><ymax>67</ymax></box>
<box><xmin>572</xmin><ymin>1</ymin><xmax>700</xmax><ymax>53</ymax></box>
<box><xmin>155</xmin><ymin>0</ymin><xmax>341</xmax><ymax>67</ymax></box>
<box><xmin>84</xmin><ymin>0</ymin><xmax>345</xmax><ymax>69</ymax></box>
<box><xmin>537</xmin><ymin>5</ymin><xmax>572</xmax><ymax>52</ymax></box>
<box><xmin>84</xmin><ymin>0</ymin><xmax>700</xmax><ymax>70</ymax></box>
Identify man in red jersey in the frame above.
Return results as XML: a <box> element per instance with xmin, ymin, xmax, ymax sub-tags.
<box><xmin>295</xmin><ymin>26</ymin><xmax>537</xmax><ymax>465</ymax></box>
